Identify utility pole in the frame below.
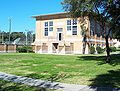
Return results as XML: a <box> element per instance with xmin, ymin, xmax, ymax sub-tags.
<box><xmin>25</xmin><ymin>29</ymin><xmax>28</xmax><ymax>45</ymax></box>
<box><xmin>8</xmin><ymin>17</ymin><xmax>13</xmax><ymax>44</ymax></box>
<box><xmin>2</xmin><ymin>31</ymin><xmax>4</xmax><ymax>44</ymax></box>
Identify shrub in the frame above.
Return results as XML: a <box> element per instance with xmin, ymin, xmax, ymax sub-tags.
<box><xmin>96</xmin><ymin>46</ymin><xmax>102</xmax><ymax>54</ymax></box>
<box><xmin>90</xmin><ymin>46</ymin><xmax>96</xmax><ymax>54</ymax></box>
<box><xmin>16</xmin><ymin>46</ymin><xmax>33</xmax><ymax>53</ymax></box>
<box><xmin>109</xmin><ymin>47</ymin><xmax>116</xmax><ymax>52</ymax></box>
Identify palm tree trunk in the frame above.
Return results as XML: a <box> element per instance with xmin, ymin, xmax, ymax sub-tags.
<box><xmin>82</xmin><ymin>36</ymin><xmax>86</xmax><ymax>54</ymax></box>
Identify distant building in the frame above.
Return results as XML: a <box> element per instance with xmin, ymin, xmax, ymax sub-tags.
<box><xmin>31</xmin><ymin>12</ymin><xmax>114</xmax><ymax>54</ymax></box>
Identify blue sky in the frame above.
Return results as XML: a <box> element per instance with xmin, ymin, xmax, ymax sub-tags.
<box><xmin>0</xmin><ymin>0</ymin><xmax>64</xmax><ymax>33</ymax></box>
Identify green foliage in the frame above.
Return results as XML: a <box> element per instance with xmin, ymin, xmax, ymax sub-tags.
<box><xmin>109</xmin><ymin>47</ymin><xmax>117</xmax><ymax>52</ymax></box>
<box><xmin>16</xmin><ymin>46</ymin><xmax>33</xmax><ymax>53</ymax></box>
<box><xmin>96</xmin><ymin>46</ymin><xmax>105</xmax><ymax>54</ymax></box>
<box><xmin>90</xmin><ymin>46</ymin><xmax>96</xmax><ymax>54</ymax></box>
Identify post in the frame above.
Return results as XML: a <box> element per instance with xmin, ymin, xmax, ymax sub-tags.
<box><xmin>25</xmin><ymin>29</ymin><xmax>28</xmax><ymax>45</ymax></box>
<box><xmin>8</xmin><ymin>17</ymin><xmax>13</xmax><ymax>44</ymax></box>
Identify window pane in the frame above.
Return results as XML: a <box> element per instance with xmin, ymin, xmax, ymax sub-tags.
<box><xmin>110</xmin><ymin>31</ymin><xmax>112</xmax><ymax>40</ymax></box>
<box><xmin>45</xmin><ymin>28</ymin><xmax>48</xmax><ymax>36</ymax></box>
<box><xmin>49</xmin><ymin>27</ymin><xmax>53</xmax><ymax>31</ymax></box>
<box><xmin>72</xmin><ymin>26</ymin><xmax>77</xmax><ymax>35</ymax></box>
<box><xmin>90</xmin><ymin>21</ymin><xmax>95</xmax><ymax>36</ymax></box>
<box><xmin>49</xmin><ymin>21</ymin><xmax>53</xmax><ymax>26</ymax></box>
<box><xmin>67</xmin><ymin>26</ymin><xmax>71</xmax><ymax>31</ymax></box>
<box><xmin>45</xmin><ymin>22</ymin><xmax>48</xmax><ymax>27</ymax></box>
<box><xmin>73</xmin><ymin>19</ymin><xmax>77</xmax><ymax>25</ymax></box>
<box><xmin>57</xmin><ymin>28</ymin><xmax>63</xmax><ymax>32</ymax></box>
<box><xmin>97</xmin><ymin>23</ymin><xmax>100</xmax><ymax>37</ymax></box>
<box><xmin>67</xmin><ymin>20</ymin><xmax>71</xmax><ymax>25</ymax></box>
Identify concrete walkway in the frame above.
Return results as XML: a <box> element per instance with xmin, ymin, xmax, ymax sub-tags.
<box><xmin>0</xmin><ymin>72</ymin><xmax>120</xmax><ymax>91</ymax></box>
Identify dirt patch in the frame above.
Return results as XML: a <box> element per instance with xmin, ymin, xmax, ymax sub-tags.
<box><xmin>56</xmin><ymin>64</ymin><xmax>67</xmax><ymax>67</ymax></box>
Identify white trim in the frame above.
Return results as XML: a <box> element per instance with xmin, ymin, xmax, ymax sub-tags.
<box><xmin>35</xmin><ymin>38</ymin><xmax>114</xmax><ymax>44</ymax></box>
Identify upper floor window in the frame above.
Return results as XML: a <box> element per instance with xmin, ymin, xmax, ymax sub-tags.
<box><xmin>67</xmin><ymin>19</ymin><xmax>77</xmax><ymax>35</ymax></box>
<box><xmin>97</xmin><ymin>23</ymin><xmax>100</xmax><ymax>37</ymax></box>
<box><xmin>110</xmin><ymin>31</ymin><xmax>112</xmax><ymax>40</ymax></box>
<box><xmin>44</xmin><ymin>21</ymin><xmax>53</xmax><ymax>36</ymax></box>
<box><xmin>90</xmin><ymin>21</ymin><xmax>95</xmax><ymax>36</ymax></box>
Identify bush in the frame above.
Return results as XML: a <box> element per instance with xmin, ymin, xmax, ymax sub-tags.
<box><xmin>16</xmin><ymin>46</ymin><xmax>33</xmax><ymax>53</ymax></box>
<box><xmin>90</xmin><ymin>46</ymin><xmax>96</xmax><ymax>54</ymax></box>
<box><xmin>96</xmin><ymin>46</ymin><xmax>102</xmax><ymax>54</ymax></box>
<box><xmin>109</xmin><ymin>47</ymin><xmax>116</xmax><ymax>52</ymax></box>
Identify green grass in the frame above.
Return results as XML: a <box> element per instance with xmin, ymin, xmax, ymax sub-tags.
<box><xmin>0</xmin><ymin>53</ymin><xmax>120</xmax><ymax>88</ymax></box>
<box><xmin>0</xmin><ymin>79</ymin><xmax>54</xmax><ymax>91</ymax></box>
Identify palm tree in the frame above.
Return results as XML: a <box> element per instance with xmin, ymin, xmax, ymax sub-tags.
<box><xmin>80</xmin><ymin>24</ymin><xmax>89</xmax><ymax>54</ymax></box>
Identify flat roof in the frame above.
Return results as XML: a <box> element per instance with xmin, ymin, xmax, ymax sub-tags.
<box><xmin>31</xmin><ymin>12</ymin><xmax>67</xmax><ymax>18</ymax></box>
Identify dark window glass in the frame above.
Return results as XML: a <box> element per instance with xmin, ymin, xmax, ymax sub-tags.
<box><xmin>73</xmin><ymin>19</ymin><xmax>77</xmax><ymax>25</ymax></box>
<box><xmin>49</xmin><ymin>27</ymin><xmax>53</xmax><ymax>31</ymax></box>
<box><xmin>72</xmin><ymin>26</ymin><xmax>77</xmax><ymax>35</ymax></box>
<box><xmin>49</xmin><ymin>21</ymin><xmax>53</xmax><ymax>26</ymax></box>
<box><xmin>67</xmin><ymin>26</ymin><xmax>71</xmax><ymax>31</ymax></box>
<box><xmin>97</xmin><ymin>23</ymin><xmax>100</xmax><ymax>37</ymax></box>
<box><xmin>90</xmin><ymin>21</ymin><xmax>95</xmax><ymax>36</ymax></box>
<box><xmin>45</xmin><ymin>22</ymin><xmax>48</xmax><ymax>27</ymax></box>
<box><xmin>67</xmin><ymin>20</ymin><xmax>71</xmax><ymax>25</ymax></box>
<box><xmin>45</xmin><ymin>28</ymin><xmax>48</xmax><ymax>36</ymax></box>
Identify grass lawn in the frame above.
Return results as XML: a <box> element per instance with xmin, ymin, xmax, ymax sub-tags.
<box><xmin>0</xmin><ymin>79</ymin><xmax>53</xmax><ymax>91</ymax></box>
<box><xmin>0</xmin><ymin>53</ymin><xmax>120</xmax><ymax>88</ymax></box>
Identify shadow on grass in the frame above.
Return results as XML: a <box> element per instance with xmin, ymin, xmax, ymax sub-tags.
<box><xmin>89</xmin><ymin>69</ymin><xmax>120</xmax><ymax>89</ymax></box>
<box><xmin>0</xmin><ymin>79</ymin><xmax>53</xmax><ymax>91</ymax></box>
<box><xmin>77</xmin><ymin>54</ymin><xmax>120</xmax><ymax>66</ymax></box>
<box><xmin>25</xmin><ymin>72</ymin><xmax>69</xmax><ymax>82</ymax></box>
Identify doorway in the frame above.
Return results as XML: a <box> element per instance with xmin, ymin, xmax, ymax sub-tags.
<box><xmin>52</xmin><ymin>43</ymin><xmax>58</xmax><ymax>53</ymax></box>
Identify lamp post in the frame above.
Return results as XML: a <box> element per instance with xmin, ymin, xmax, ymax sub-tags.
<box><xmin>25</xmin><ymin>29</ymin><xmax>28</xmax><ymax>45</ymax></box>
<box><xmin>8</xmin><ymin>17</ymin><xmax>13</xmax><ymax>44</ymax></box>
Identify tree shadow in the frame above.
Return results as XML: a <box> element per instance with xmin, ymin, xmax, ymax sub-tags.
<box><xmin>25</xmin><ymin>72</ymin><xmax>69</xmax><ymax>82</ymax></box>
<box><xmin>89</xmin><ymin>69</ymin><xmax>120</xmax><ymax>90</ymax></box>
<box><xmin>77</xmin><ymin>54</ymin><xmax>120</xmax><ymax>66</ymax></box>
<box><xmin>0</xmin><ymin>79</ymin><xmax>53</xmax><ymax>91</ymax></box>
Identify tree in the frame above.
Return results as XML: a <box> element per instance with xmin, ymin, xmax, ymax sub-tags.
<box><xmin>80</xmin><ymin>24</ymin><xmax>89</xmax><ymax>54</ymax></box>
<box><xmin>61</xmin><ymin>0</ymin><xmax>117</xmax><ymax>63</ymax></box>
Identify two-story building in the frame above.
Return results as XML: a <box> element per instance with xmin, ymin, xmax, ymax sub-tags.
<box><xmin>31</xmin><ymin>12</ymin><xmax>113</xmax><ymax>54</ymax></box>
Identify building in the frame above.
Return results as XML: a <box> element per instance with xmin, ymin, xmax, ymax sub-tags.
<box><xmin>31</xmin><ymin>12</ymin><xmax>114</xmax><ymax>54</ymax></box>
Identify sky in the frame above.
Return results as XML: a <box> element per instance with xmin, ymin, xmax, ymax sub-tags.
<box><xmin>0</xmin><ymin>0</ymin><xmax>64</xmax><ymax>33</ymax></box>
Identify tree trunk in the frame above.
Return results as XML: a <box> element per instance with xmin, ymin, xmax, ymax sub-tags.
<box><xmin>82</xmin><ymin>36</ymin><xmax>86</xmax><ymax>54</ymax></box>
<box><xmin>105</xmin><ymin>35</ymin><xmax>110</xmax><ymax>63</ymax></box>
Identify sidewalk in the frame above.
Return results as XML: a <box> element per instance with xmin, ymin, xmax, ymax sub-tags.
<box><xmin>0</xmin><ymin>72</ymin><xmax>120</xmax><ymax>91</ymax></box>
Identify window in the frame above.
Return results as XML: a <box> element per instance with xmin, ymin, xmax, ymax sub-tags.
<box><xmin>110</xmin><ymin>31</ymin><xmax>112</xmax><ymax>40</ymax></box>
<box><xmin>73</xmin><ymin>19</ymin><xmax>77</xmax><ymax>25</ymax></box>
<box><xmin>72</xmin><ymin>26</ymin><xmax>77</xmax><ymax>35</ymax></box>
<box><xmin>67</xmin><ymin>20</ymin><xmax>71</xmax><ymax>25</ymax></box>
<box><xmin>97</xmin><ymin>23</ymin><xmax>100</xmax><ymax>37</ymax></box>
<box><xmin>67</xmin><ymin>26</ymin><xmax>71</xmax><ymax>31</ymax></box>
<box><xmin>44</xmin><ymin>21</ymin><xmax>53</xmax><ymax>36</ymax></box>
<box><xmin>67</xmin><ymin>19</ymin><xmax>77</xmax><ymax>35</ymax></box>
<box><xmin>45</xmin><ymin>28</ymin><xmax>48</xmax><ymax>36</ymax></box>
<box><xmin>49</xmin><ymin>21</ymin><xmax>53</xmax><ymax>26</ymax></box>
<box><xmin>90</xmin><ymin>21</ymin><xmax>95</xmax><ymax>36</ymax></box>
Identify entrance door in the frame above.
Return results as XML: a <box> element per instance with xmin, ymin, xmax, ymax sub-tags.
<box><xmin>57</xmin><ymin>28</ymin><xmax>63</xmax><ymax>41</ymax></box>
<box><xmin>52</xmin><ymin>43</ymin><xmax>58</xmax><ymax>53</ymax></box>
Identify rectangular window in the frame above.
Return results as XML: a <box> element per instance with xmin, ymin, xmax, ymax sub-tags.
<box><xmin>44</xmin><ymin>21</ymin><xmax>53</xmax><ymax>36</ymax></box>
<box><xmin>110</xmin><ymin>31</ymin><xmax>112</xmax><ymax>40</ymax></box>
<box><xmin>72</xmin><ymin>26</ymin><xmax>77</xmax><ymax>35</ymax></box>
<box><xmin>67</xmin><ymin>20</ymin><xmax>71</xmax><ymax>25</ymax></box>
<box><xmin>45</xmin><ymin>22</ymin><xmax>48</xmax><ymax>27</ymax></box>
<box><xmin>73</xmin><ymin>19</ymin><xmax>77</xmax><ymax>25</ymax></box>
<box><xmin>67</xmin><ymin>19</ymin><xmax>77</xmax><ymax>35</ymax></box>
<box><xmin>67</xmin><ymin>26</ymin><xmax>71</xmax><ymax>31</ymax></box>
<box><xmin>97</xmin><ymin>23</ymin><xmax>100</xmax><ymax>37</ymax></box>
<box><xmin>45</xmin><ymin>28</ymin><xmax>48</xmax><ymax>36</ymax></box>
<box><xmin>49</xmin><ymin>27</ymin><xmax>53</xmax><ymax>31</ymax></box>
<box><xmin>49</xmin><ymin>21</ymin><xmax>53</xmax><ymax>26</ymax></box>
<box><xmin>90</xmin><ymin>21</ymin><xmax>95</xmax><ymax>36</ymax></box>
